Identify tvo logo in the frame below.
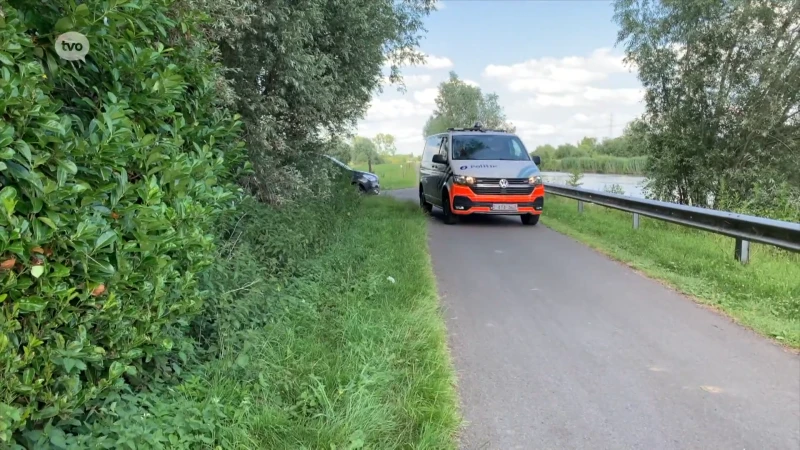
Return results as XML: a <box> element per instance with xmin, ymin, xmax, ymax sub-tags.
<box><xmin>55</xmin><ymin>32</ymin><xmax>90</xmax><ymax>62</ymax></box>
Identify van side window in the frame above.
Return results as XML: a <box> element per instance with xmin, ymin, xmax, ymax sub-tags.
<box><xmin>423</xmin><ymin>136</ymin><xmax>439</xmax><ymax>162</ymax></box>
<box><xmin>439</xmin><ymin>136</ymin><xmax>449</xmax><ymax>159</ymax></box>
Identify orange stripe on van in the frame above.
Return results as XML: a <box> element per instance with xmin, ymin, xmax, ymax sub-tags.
<box><xmin>449</xmin><ymin>184</ymin><xmax>544</xmax><ymax>215</ymax></box>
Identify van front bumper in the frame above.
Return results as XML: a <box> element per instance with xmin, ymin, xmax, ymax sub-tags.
<box><xmin>449</xmin><ymin>184</ymin><xmax>544</xmax><ymax>215</ymax></box>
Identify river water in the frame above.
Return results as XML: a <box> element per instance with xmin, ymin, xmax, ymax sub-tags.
<box><xmin>541</xmin><ymin>172</ymin><xmax>648</xmax><ymax>199</ymax></box>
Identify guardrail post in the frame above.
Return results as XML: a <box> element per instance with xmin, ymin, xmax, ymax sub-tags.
<box><xmin>735</xmin><ymin>238</ymin><xmax>750</xmax><ymax>264</ymax></box>
<box><xmin>632</xmin><ymin>213</ymin><xmax>640</xmax><ymax>230</ymax></box>
<box><xmin>577</xmin><ymin>200</ymin><xmax>584</xmax><ymax>213</ymax></box>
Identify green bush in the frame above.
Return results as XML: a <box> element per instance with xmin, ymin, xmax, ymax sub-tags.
<box><xmin>0</xmin><ymin>0</ymin><xmax>243</xmax><ymax>441</ymax></box>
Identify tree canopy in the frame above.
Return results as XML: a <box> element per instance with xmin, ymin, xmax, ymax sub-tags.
<box><xmin>422</xmin><ymin>71</ymin><xmax>515</xmax><ymax>136</ymax></box>
<box><xmin>614</xmin><ymin>0</ymin><xmax>799</xmax><ymax>210</ymax></box>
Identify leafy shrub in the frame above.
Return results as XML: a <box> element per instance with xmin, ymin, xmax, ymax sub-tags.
<box><xmin>193</xmin><ymin>167</ymin><xmax>357</xmax><ymax>352</ymax></box>
<box><xmin>603</xmin><ymin>184</ymin><xmax>626</xmax><ymax>195</ymax></box>
<box><xmin>0</xmin><ymin>1</ymin><xmax>243</xmax><ymax>441</ymax></box>
<box><xmin>567</xmin><ymin>169</ymin><xmax>583</xmax><ymax>187</ymax></box>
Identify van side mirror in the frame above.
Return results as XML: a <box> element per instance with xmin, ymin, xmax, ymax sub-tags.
<box><xmin>432</xmin><ymin>154</ymin><xmax>447</xmax><ymax>164</ymax></box>
<box><xmin>532</xmin><ymin>155</ymin><xmax>541</xmax><ymax>165</ymax></box>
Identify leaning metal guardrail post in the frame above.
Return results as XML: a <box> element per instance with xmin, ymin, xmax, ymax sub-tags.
<box><xmin>543</xmin><ymin>183</ymin><xmax>800</xmax><ymax>265</ymax></box>
<box><xmin>735</xmin><ymin>239</ymin><xmax>750</xmax><ymax>264</ymax></box>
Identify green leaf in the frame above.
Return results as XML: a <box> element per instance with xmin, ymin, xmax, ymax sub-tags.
<box><xmin>31</xmin><ymin>265</ymin><xmax>45</xmax><ymax>279</ymax></box>
<box><xmin>18</xmin><ymin>296</ymin><xmax>47</xmax><ymax>312</ymax></box>
<box><xmin>38</xmin><ymin>216</ymin><xmax>57</xmax><ymax>229</ymax></box>
<box><xmin>33</xmin><ymin>406</ymin><xmax>59</xmax><ymax>420</ymax></box>
<box><xmin>109</xmin><ymin>361</ymin><xmax>125</xmax><ymax>379</ymax></box>
<box><xmin>54</xmin><ymin>17</ymin><xmax>75</xmax><ymax>33</ymax></box>
<box><xmin>235</xmin><ymin>353</ymin><xmax>250</xmax><ymax>368</ymax></box>
<box><xmin>0</xmin><ymin>186</ymin><xmax>17</xmax><ymax>216</ymax></box>
<box><xmin>75</xmin><ymin>4</ymin><xmax>90</xmax><ymax>17</ymax></box>
<box><xmin>61</xmin><ymin>357</ymin><xmax>87</xmax><ymax>373</ymax></box>
<box><xmin>49</xmin><ymin>428</ymin><xmax>67</xmax><ymax>448</ymax></box>
<box><xmin>0</xmin><ymin>52</ymin><xmax>13</xmax><ymax>66</ymax></box>
<box><xmin>94</xmin><ymin>230</ymin><xmax>117</xmax><ymax>250</ymax></box>
<box><xmin>16</xmin><ymin>141</ymin><xmax>32</xmax><ymax>166</ymax></box>
<box><xmin>57</xmin><ymin>159</ymin><xmax>78</xmax><ymax>175</ymax></box>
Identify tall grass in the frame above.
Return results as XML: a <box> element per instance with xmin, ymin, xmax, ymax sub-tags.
<box><xmin>542</xmin><ymin>156</ymin><xmax>648</xmax><ymax>175</ymax></box>
<box><xmin>353</xmin><ymin>162</ymin><xmax>419</xmax><ymax>189</ymax></box>
<box><xmin>56</xmin><ymin>193</ymin><xmax>461</xmax><ymax>448</ymax></box>
<box><xmin>198</xmin><ymin>195</ymin><xmax>461</xmax><ymax>448</ymax></box>
<box><xmin>542</xmin><ymin>195</ymin><xmax>800</xmax><ymax>348</ymax></box>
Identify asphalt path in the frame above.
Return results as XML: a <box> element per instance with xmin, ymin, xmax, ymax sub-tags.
<box><xmin>387</xmin><ymin>188</ymin><xmax>800</xmax><ymax>450</ymax></box>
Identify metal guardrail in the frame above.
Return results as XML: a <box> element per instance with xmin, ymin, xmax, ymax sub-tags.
<box><xmin>543</xmin><ymin>183</ymin><xmax>800</xmax><ymax>264</ymax></box>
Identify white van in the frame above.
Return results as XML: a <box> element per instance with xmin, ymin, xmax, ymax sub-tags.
<box><xmin>418</xmin><ymin>123</ymin><xmax>544</xmax><ymax>225</ymax></box>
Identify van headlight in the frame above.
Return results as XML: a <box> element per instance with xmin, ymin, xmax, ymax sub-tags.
<box><xmin>528</xmin><ymin>175</ymin><xmax>543</xmax><ymax>186</ymax></box>
<box><xmin>453</xmin><ymin>175</ymin><xmax>476</xmax><ymax>185</ymax></box>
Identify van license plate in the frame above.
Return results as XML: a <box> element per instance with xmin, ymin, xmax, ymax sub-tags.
<box><xmin>491</xmin><ymin>204</ymin><xmax>518</xmax><ymax>212</ymax></box>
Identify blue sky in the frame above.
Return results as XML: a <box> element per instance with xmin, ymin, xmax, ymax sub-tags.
<box><xmin>356</xmin><ymin>0</ymin><xmax>645</xmax><ymax>155</ymax></box>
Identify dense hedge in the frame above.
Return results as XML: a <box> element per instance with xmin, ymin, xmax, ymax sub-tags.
<box><xmin>0</xmin><ymin>0</ymin><xmax>244</xmax><ymax>441</ymax></box>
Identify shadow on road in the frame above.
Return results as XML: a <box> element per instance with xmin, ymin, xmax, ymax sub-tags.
<box><xmin>427</xmin><ymin>208</ymin><xmax>535</xmax><ymax>228</ymax></box>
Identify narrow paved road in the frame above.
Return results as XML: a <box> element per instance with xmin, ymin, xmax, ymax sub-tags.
<box><xmin>388</xmin><ymin>188</ymin><xmax>800</xmax><ymax>450</ymax></box>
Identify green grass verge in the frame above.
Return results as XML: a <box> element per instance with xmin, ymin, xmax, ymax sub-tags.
<box><xmin>353</xmin><ymin>162</ymin><xmax>419</xmax><ymax>190</ymax></box>
<box><xmin>542</xmin><ymin>195</ymin><xmax>800</xmax><ymax>348</ymax></box>
<box><xmin>44</xmin><ymin>195</ymin><xmax>460</xmax><ymax>449</ymax></box>
<box><xmin>200</xmin><ymin>196</ymin><xmax>460</xmax><ymax>448</ymax></box>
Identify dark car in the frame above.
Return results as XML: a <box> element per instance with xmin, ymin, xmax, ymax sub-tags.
<box><xmin>323</xmin><ymin>155</ymin><xmax>380</xmax><ymax>194</ymax></box>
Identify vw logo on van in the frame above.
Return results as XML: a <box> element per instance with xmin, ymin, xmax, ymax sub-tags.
<box><xmin>499</xmin><ymin>179</ymin><xmax>509</xmax><ymax>188</ymax></box>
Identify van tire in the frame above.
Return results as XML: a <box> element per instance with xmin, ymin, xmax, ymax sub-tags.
<box><xmin>419</xmin><ymin>185</ymin><xmax>433</xmax><ymax>214</ymax></box>
<box><xmin>442</xmin><ymin>190</ymin><xmax>458</xmax><ymax>225</ymax></box>
<box><xmin>521</xmin><ymin>214</ymin><xmax>540</xmax><ymax>226</ymax></box>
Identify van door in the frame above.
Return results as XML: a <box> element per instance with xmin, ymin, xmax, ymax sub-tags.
<box><xmin>431</xmin><ymin>135</ymin><xmax>450</xmax><ymax>204</ymax></box>
<box><xmin>420</xmin><ymin>135</ymin><xmax>442</xmax><ymax>201</ymax></box>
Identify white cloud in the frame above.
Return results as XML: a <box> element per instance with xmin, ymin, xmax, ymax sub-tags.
<box><xmin>434</xmin><ymin>0</ymin><xmax>445</xmax><ymax>10</ymax></box>
<box><xmin>402</xmin><ymin>74</ymin><xmax>433</xmax><ymax>87</ymax></box>
<box><xmin>413</xmin><ymin>88</ymin><xmax>439</xmax><ymax>105</ymax></box>
<box><xmin>526</xmin><ymin>87</ymin><xmax>644</xmax><ymax>109</ymax></box>
<box><xmin>484</xmin><ymin>48</ymin><xmax>631</xmax><ymax>94</ymax></box>
<box><xmin>383</xmin><ymin>51</ymin><xmax>453</xmax><ymax>70</ymax></box>
<box><xmin>511</xmin><ymin>120</ymin><xmax>558</xmax><ymax>140</ymax></box>
<box><xmin>364</xmin><ymin>98</ymin><xmax>431</xmax><ymax>121</ymax></box>
<box><xmin>381</xmin><ymin>74</ymin><xmax>433</xmax><ymax>89</ymax></box>
<box><xmin>357</xmin><ymin>48</ymin><xmax>647</xmax><ymax>156</ymax></box>
<box><xmin>359</xmin><ymin>123</ymin><xmax>422</xmax><ymax>145</ymax></box>
<box><xmin>423</xmin><ymin>54</ymin><xmax>453</xmax><ymax>69</ymax></box>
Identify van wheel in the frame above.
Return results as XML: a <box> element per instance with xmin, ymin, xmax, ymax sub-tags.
<box><xmin>442</xmin><ymin>191</ymin><xmax>459</xmax><ymax>225</ymax></box>
<box><xmin>420</xmin><ymin>186</ymin><xmax>433</xmax><ymax>214</ymax></box>
<box><xmin>521</xmin><ymin>214</ymin><xmax>540</xmax><ymax>226</ymax></box>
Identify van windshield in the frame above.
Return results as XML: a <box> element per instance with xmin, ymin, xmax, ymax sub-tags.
<box><xmin>451</xmin><ymin>134</ymin><xmax>531</xmax><ymax>161</ymax></box>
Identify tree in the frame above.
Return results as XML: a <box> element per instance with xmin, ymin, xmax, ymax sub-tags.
<box><xmin>352</xmin><ymin>136</ymin><xmax>380</xmax><ymax>172</ymax></box>
<box><xmin>328</xmin><ymin>138</ymin><xmax>354</xmax><ymax>164</ymax></box>
<box><xmin>374</xmin><ymin>133</ymin><xmax>397</xmax><ymax>156</ymax></box>
<box><xmin>422</xmin><ymin>71</ymin><xmax>515</xmax><ymax>137</ymax></box>
<box><xmin>205</xmin><ymin>0</ymin><xmax>436</xmax><ymax>202</ymax></box>
<box><xmin>614</xmin><ymin>0</ymin><xmax>800</xmax><ymax>208</ymax></box>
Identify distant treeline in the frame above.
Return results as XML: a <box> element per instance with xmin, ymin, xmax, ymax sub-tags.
<box><xmin>541</xmin><ymin>155</ymin><xmax>648</xmax><ymax>175</ymax></box>
<box><xmin>531</xmin><ymin>125</ymin><xmax>648</xmax><ymax>175</ymax></box>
